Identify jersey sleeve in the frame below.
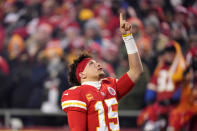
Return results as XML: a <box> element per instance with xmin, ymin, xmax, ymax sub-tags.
<box><xmin>61</xmin><ymin>88</ymin><xmax>87</xmax><ymax>113</ymax></box>
<box><xmin>67</xmin><ymin>111</ymin><xmax>87</xmax><ymax>131</ymax></box>
<box><xmin>116</xmin><ymin>73</ymin><xmax>135</xmax><ymax>99</ymax></box>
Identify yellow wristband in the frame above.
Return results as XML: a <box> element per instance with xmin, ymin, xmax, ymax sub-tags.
<box><xmin>122</xmin><ymin>33</ymin><xmax>132</xmax><ymax>37</ymax></box>
<box><xmin>122</xmin><ymin>33</ymin><xmax>138</xmax><ymax>54</ymax></box>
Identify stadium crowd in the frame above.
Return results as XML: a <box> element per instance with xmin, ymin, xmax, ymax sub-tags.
<box><xmin>0</xmin><ymin>0</ymin><xmax>197</xmax><ymax>130</ymax></box>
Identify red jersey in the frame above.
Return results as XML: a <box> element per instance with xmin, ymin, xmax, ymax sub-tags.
<box><xmin>61</xmin><ymin>73</ymin><xmax>134</xmax><ymax>131</ymax></box>
<box><xmin>148</xmin><ymin>64</ymin><xmax>179</xmax><ymax>101</ymax></box>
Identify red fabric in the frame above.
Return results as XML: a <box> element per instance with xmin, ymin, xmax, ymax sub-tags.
<box><xmin>0</xmin><ymin>56</ymin><xmax>9</xmax><ymax>75</ymax></box>
<box><xmin>137</xmin><ymin>102</ymin><xmax>174</xmax><ymax>126</ymax></box>
<box><xmin>107</xmin><ymin>15</ymin><xmax>119</xmax><ymax>36</ymax></box>
<box><xmin>67</xmin><ymin>111</ymin><xmax>86</xmax><ymax>131</ymax></box>
<box><xmin>117</xmin><ymin>73</ymin><xmax>135</xmax><ymax>99</ymax></box>
<box><xmin>137</xmin><ymin>105</ymin><xmax>158</xmax><ymax>126</ymax></box>
<box><xmin>61</xmin><ymin>77</ymin><xmax>120</xmax><ymax>130</ymax></box>
<box><xmin>188</xmin><ymin>47</ymin><xmax>197</xmax><ymax>57</ymax></box>
<box><xmin>188</xmin><ymin>7</ymin><xmax>197</xmax><ymax>17</ymax></box>
<box><xmin>76</xmin><ymin>58</ymin><xmax>91</xmax><ymax>82</ymax></box>
<box><xmin>13</xmin><ymin>27</ymin><xmax>28</xmax><ymax>39</ymax></box>
<box><xmin>169</xmin><ymin>108</ymin><xmax>194</xmax><ymax>130</ymax></box>
<box><xmin>0</xmin><ymin>26</ymin><xmax>5</xmax><ymax>52</ymax></box>
<box><xmin>61</xmin><ymin>74</ymin><xmax>134</xmax><ymax>130</ymax></box>
<box><xmin>149</xmin><ymin>64</ymin><xmax>179</xmax><ymax>101</ymax></box>
<box><xmin>61</xmin><ymin>88</ymin><xmax>87</xmax><ymax>113</ymax></box>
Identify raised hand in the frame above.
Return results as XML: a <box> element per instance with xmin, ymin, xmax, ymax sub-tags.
<box><xmin>120</xmin><ymin>13</ymin><xmax>132</xmax><ymax>35</ymax></box>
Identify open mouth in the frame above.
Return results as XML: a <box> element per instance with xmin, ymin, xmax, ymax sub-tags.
<box><xmin>98</xmin><ymin>67</ymin><xmax>103</xmax><ymax>71</ymax></box>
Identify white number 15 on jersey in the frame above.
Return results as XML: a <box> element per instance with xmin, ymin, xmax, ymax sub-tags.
<box><xmin>95</xmin><ymin>98</ymin><xmax>120</xmax><ymax>131</ymax></box>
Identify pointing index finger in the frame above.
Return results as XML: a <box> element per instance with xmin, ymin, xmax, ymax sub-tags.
<box><xmin>120</xmin><ymin>13</ymin><xmax>123</xmax><ymax>23</ymax></box>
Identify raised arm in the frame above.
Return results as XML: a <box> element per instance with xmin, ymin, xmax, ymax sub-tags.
<box><xmin>120</xmin><ymin>13</ymin><xmax>143</xmax><ymax>83</ymax></box>
<box><xmin>116</xmin><ymin>13</ymin><xmax>143</xmax><ymax>99</ymax></box>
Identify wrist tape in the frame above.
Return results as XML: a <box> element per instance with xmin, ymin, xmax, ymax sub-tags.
<box><xmin>122</xmin><ymin>33</ymin><xmax>138</xmax><ymax>54</ymax></box>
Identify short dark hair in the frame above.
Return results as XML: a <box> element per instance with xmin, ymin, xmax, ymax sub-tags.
<box><xmin>68</xmin><ymin>53</ymin><xmax>92</xmax><ymax>87</ymax></box>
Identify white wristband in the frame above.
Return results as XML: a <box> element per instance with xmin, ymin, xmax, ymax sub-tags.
<box><xmin>122</xmin><ymin>34</ymin><xmax>138</xmax><ymax>54</ymax></box>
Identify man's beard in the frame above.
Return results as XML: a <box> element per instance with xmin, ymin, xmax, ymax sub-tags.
<box><xmin>99</xmin><ymin>73</ymin><xmax>105</xmax><ymax>79</ymax></box>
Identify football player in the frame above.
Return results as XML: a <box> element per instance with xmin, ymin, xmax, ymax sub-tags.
<box><xmin>137</xmin><ymin>41</ymin><xmax>186</xmax><ymax>130</ymax></box>
<box><xmin>61</xmin><ymin>13</ymin><xmax>143</xmax><ymax>131</ymax></box>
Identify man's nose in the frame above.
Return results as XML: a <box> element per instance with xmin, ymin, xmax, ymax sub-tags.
<box><xmin>96</xmin><ymin>62</ymin><xmax>101</xmax><ymax>67</ymax></box>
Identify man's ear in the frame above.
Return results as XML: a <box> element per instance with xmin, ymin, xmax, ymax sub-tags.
<box><xmin>79</xmin><ymin>72</ymin><xmax>87</xmax><ymax>80</ymax></box>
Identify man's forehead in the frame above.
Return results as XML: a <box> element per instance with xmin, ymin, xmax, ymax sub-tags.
<box><xmin>83</xmin><ymin>59</ymin><xmax>96</xmax><ymax>71</ymax></box>
<box><xmin>92</xmin><ymin>59</ymin><xmax>96</xmax><ymax>62</ymax></box>
<box><xmin>88</xmin><ymin>59</ymin><xmax>96</xmax><ymax>63</ymax></box>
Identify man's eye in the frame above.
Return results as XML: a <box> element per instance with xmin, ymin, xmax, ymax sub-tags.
<box><xmin>89</xmin><ymin>62</ymin><xmax>93</xmax><ymax>65</ymax></box>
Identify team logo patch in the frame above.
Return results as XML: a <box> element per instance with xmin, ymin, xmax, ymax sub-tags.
<box><xmin>107</xmin><ymin>87</ymin><xmax>116</xmax><ymax>96</ymax></box>
<box><xmin>86</xmin><ymin>93</ymin><xmax>94</xmax><ymax>101</ymax></box>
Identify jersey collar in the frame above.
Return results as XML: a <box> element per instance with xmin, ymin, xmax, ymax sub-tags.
<box><xmin>81</xmin><ymin>81</ymin><xmax>101</xmax><ymax>90</ymax></box>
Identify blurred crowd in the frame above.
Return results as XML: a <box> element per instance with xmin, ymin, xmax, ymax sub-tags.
<box><xmin>0</xmin><ymin>0</ymin><xmax>197</xmax><ymax>127</ymax></box>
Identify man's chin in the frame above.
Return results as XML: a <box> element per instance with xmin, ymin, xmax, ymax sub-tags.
<box><xmin>99</xmin><ymin>73</ymin><xmax>105</xmax><ymax>78</ymax></box>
